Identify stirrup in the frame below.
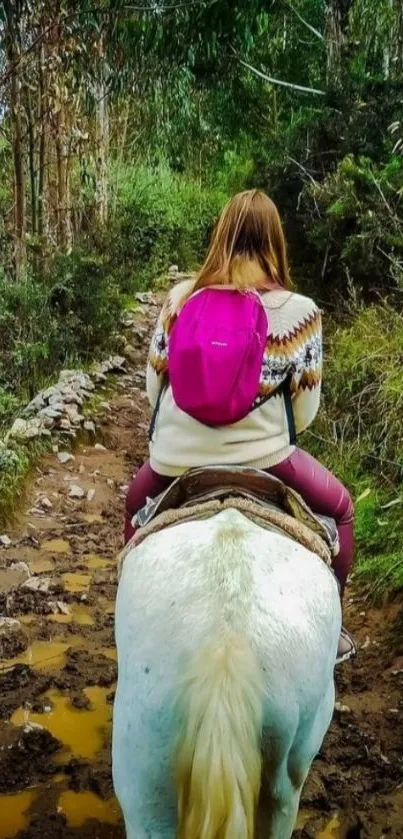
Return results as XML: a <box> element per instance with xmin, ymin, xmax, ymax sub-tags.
<box><xmin>336</xmin><ymin>627</ymin><xmax>357</xmax><ymax>665</ymax></box>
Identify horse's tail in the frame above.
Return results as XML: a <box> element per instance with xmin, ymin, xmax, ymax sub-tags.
<box><xmin>174</xmin><ymin>634</ymin><xmax>265</xmax><ymax>839</ymax></box>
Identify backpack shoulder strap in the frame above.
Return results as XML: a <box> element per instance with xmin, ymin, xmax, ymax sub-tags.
<box><xmin>281</xmin><ymin>373</ymin><xmax>296</xmax><ymax>445</ymax></box>
<box><xmin>149</xmin><ymin>375</ymin><xmax>168</xmax><ymax>442</ymax></box>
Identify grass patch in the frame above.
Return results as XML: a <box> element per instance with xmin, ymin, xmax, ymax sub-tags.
<box><xmin>0</xmin><ymin>439</ymin><xmax>53</xmax><ymax>529</ymax></box>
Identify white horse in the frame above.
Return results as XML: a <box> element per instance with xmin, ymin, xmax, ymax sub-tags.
<box><xmin>113</xmin><ymin>507</ymin><xmax>341</xmax><ymax>839</ymax></box>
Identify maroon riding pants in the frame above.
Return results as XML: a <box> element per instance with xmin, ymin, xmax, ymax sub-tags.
<box><xmin>124</xmin><ymin>448</ymin><xmax>354</xmax><ymax>595</ymax></box>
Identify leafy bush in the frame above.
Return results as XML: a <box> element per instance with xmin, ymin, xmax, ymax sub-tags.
<box><xmin>300</xmin><ymin>154</ymin><xmax>403</xmax><ymax>298</ymax></box>
<box><xmin>106</xmin><ymin>163</ymin><xmax>228</xmax><ymax>290</ymax></box>
<box><xmin>0</xmin><ymin>252</ymin><xmax>123</xmax><ymax>403</ymax></box>
<box><xmin>306</xmin><ymin>300</ymin><xmax>403</xmax><ymax>484</ymax></box>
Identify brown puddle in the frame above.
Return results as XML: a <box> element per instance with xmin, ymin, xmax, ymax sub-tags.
<box><xmin>318</xmin><ymin>814</ymin><xmax>342</xmax><ymax>838</ymax></box>
<box><xmin>57</xmin><ymin>790</ymin><xmax>121</xmax><ymax>828</ymax></box>
<box><xmin>62</xmin><ymin>572</ymin><xmax>92</xmax><ymax>593</ymax></box>
<box><xmin>84</xmin><ymin>553</ymin><xmax>111</xmax><ymax>570</ymax></box>
<box><xmin>48</xmin><ymin>604</ymin><xmax>95</xmax><ymax>626</ymax></box>
<box><xmin>42</xmin><ymin>538</ymin><xmax>71</xmax><ymax>554</ymax></box>
<box><xmin>297</xmin><ymin>811</ymin><xmax>343</xmax><ymax>838</ymax></box>
<box><xmin>4</xmin><ymin>638</ymin><xmax>81</xmax><ymax>671</ymax></box>
<box><xmin>11</xmin><ymin>686</ymin><xmax>111</xmax><ymax>759</ymax></box>
<box><xmin>101</xmin><ymin>647</ymin><xmax>117</xmax><ymax>661</ymax></box>
<box><xmin>0</xmin><ymin>789</ymin><xmax>37</xmax><ymax>838</ymax></box>
<box><xmin>81</xmin><ymin>513</ymin><xmax>104</xmax><ymax>524</ymax></box>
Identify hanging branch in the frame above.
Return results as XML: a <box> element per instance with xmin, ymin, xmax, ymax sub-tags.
<box><xmin>235</xmin><ymin>54</ymin><xmax>326</xmax><ymax>96</ymax></box>
<box><xmin>285</xmin><ymin>1</ymin><xmax>324</xmax><ymax>41</ymax></box>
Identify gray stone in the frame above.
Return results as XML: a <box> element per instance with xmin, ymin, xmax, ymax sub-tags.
<box><xmin>42</xmin><ymin>385</ymin><xmax>61</xmax><ymax>401</ymax></box>
<box><xmin>83</xmin><ymin>420</ymin><xmax>95</xmax><ymax>433</ymax></box>
<box><xmin>59</xmin><ymin>419</ymin><xmax>71</xmax><ymax>431</ymax></box>
<box><xmin>59</xmin><ymin>388</ymin><xmax>84</xmax><ymax>405</ymax></box>
<box><xmin>94</xmin><ymin>443</ymin><xmax>107</xmax><ymax>451</ymax></box>
<box><xmin>57</xmin><ymin>451</ymin><xmax>75</xmax><ymax>464</ymax></box>
<box><xmin>25</xmin><ymin>393</ymin><xmax>45</xmax><ymax>414</ymax></box>
<box><xmin>39</xmin><ymin>415</ymin><xmax>56</xmax><ymax>430</ymax></box>
<box><xmin>47</xmin><ymin>399</ymin><xmax>66</xmax><ymax>411</ymax></box>
<box><xmin>68</xmin><ymin>484</ymin><xmax>85</xmax><ymax>499</ymax></box>
<box><xmin>39</xmin><ymin>407</ymin><xmax>63</xmax><ymax>420</ymax></box>
<box><xmin>23</xmin><ymin>576</ymin><xmax>53</xmax><ymax>594</ymax></box>
<box><xmin>0</xmin><ymin>618</ymin><xmax>28</xmax><ymax>659</ymax></box>
<box><xmin>110</xmin><ymin>355</ymin><xmax>126</xmax><ymax>370</ymax></box>
<box><xmin>38</xmin><ymin>496</ymin><xmax>52</xmax><ymax>510</ymax></box>
<box><xmin>135</xmin><ymin>291</ymin><xmax>153</xmax><ymax>304</ymax></box>
<box><xmin>0</xmin><ymin>534</ymin><xmax>12</xmax><ymax>547</ymax></box>
<box><xmin>9</xmin><ymin>418</ymin><xmax>29</xmax><ymax>439</ymax></box>
<box><xmin>86</xmin><ymin>488</ymin><xmax>96</xmax><ymax>502</ymax></box>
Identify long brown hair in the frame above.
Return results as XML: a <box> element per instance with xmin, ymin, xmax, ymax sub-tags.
<box><xmin>194</xmin><ymin>189</ymin><xmax>291</xmax><ymax>294</ymax></box>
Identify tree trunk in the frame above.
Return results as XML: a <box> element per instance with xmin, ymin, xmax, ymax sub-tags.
<box><xmin>392</xmin><ymin>0</ymin><xmax>403</xmax><ymax>78</ymax></box>
<box><xmin>38</xmin><ymin>37</ymin><xmax>49</xmax><ymax>239</ymax></box>
<box><xmin>325</xmin><ymin>1</ymin><xmax>352</xmax><ymax>90</ymax></box>
<box><xmin>95</xmin><ymin>79</ymin><xmax>109</xmax><ymax>226</ymax></box>
<box><xmin>24</xmin><ymin>86</ymin><xmax>37</xmax><ymax>235</ymax></box>
<box><xmin>4</xmin><ymin>0</ymin><xmax>26</xmax><ymax>277</ymax></box>
<box><xmin>55</xmin><ymin>106</ymin><xmax>67</xmax><ymax>250</ymax></box>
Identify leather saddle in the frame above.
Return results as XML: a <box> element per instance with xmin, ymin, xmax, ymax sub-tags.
<box><xmin>135</xmin><ymin>465</ymin><xmax>339</xmax><ymax>556</ymax></box>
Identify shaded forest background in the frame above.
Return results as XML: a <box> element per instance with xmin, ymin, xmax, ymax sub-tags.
<box><xmin>1</xmin><ymin>0</ymin><xmax>403</xmax><ymax>593</ymax></box>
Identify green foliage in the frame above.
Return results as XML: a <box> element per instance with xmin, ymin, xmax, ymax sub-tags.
<box><xmin>0</xmin><ymin>438</ymin><xmax>52</xmax><ymax>528</ymax></box>
<box><xmin>106</xmin><ymin>163</ymin><xmax>228</xmax><ymax>289</ymax></box>
<box><xmin>306</xmin><ymin>301</ymin><xmax>403</xmax><ymax>484</ymax></box>
<box><xmin>303</xmin><ymin>155</ymin><xmax>403</xmax><ymax>296</ymax></box>
<box><xmin>0</xmin><ymin>252</ymin><xmax>123</xmax><ymax>403</ymax></box>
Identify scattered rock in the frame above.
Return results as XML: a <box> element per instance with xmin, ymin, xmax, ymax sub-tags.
<box><xmin>83</xmin><ymin>420</ymin><xmax>95</xmax><ymax>433</ymax></box>
<box><xmin>59</xmin><ymin>419</ymin><xmax>71</xmax><ymax>431</ymax></box>
<box><xmin>94</xmin><ymin>443</ymin><xmax>107</xmax><ymax>451</ymax></box>
<box><xmin>135</xmin><ymin>291</ymin><xmax>154</xmax><ymax>304</ymax></box>
<box><xmin>0</xmin><ymin>534</ymin><xmax>12</xmax><ymax>548</ymax></box>
<box><xmin>39</xmin><ymin>407</ymin><xmax>63</xmax><ymax>420</ymax></box>
<box><xmin>122</xmin><ymin>342</ymin><xmax>139</xmax><ymax>363</ymax></box>
<box><xmin>57</xmin><ymin>451</ymin><xmax>75</xmax><ymax>464</ymax></box>
<box><xmin>38</xmin><ymin>496</ymin><xmax>53</xmax><ymax>510</ymax></box>
<box><xmin>334</xmin><ymin>701</ymin><xmax>352</xmax><ymax>714</ymax></box>
<box><xmin>23</xmin><ymin>576</ymin><xmax>53</xmax><ymax>594</ymax></box>
<box><xmin>68</xmin><ymin>485</ymin><xmax>85</xmax><ymax>499</ymax></box>
<box><xmin>56</xmin><ymin>601</ymin><xmax>70</xmax><ymax>616</ymax></box>
<box><xmin>86</xmin><ymin>489</ymin><xmax>96</xmax><ymax>502</ymax></box>
<box><xmin>0</xmin><ymin>617</ymin><xmax>29</xmax><ymax>659</ymax></box>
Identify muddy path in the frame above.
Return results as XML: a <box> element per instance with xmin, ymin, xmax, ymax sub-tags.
<box><xmin>0</xmin><ymin>299</ymin><xmax>402</xmax><ymax>839</ymax></box>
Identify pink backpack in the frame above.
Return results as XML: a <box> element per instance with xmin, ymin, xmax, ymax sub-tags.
<box><xmin>168</xmin><ymin>287</ymin><xmax>268</xmax><ymax>426</ymax></box>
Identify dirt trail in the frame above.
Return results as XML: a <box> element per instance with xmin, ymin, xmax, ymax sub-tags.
<box><xmin>0</xmin><ymin>300</ymin><xmax>402</xmax><ymax>839</ymax></box>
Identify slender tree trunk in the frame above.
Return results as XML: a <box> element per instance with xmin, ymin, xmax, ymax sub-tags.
<box><xmin>4</xmin><ymin>0</ymin><xmax>26</xmax><ymax>277</ymax></box>
<box><xmin>112</xmin><ymin>100</ymin><xmax>129</xmax><ymax>219</ymax></box>
<box><xmin>392</xmin><ymin>0</ymin><xmax>403</xmax><ymax>78</ymax></box>
<box><xmin>24</xmin><ymin>86</ymin><xmax>37</xmax><ymax>235</ymax></box>
<box><xmin>55</xmin><ymin>105</ymin><xmax>67</xmax><ymax>250</ymax></box>
<box><xmin>325</xmin><ymin>1</ymin><xmax>352</xmax><ymax>90</ymax></box>
<box><xmin>38</xmin><ymin>37</ymin><xmax>48</xmax><ymax>239</ymax></box>
<box><xmin>95</xmin><ymin>79</ymin><xmax>109</xmax><ymax>226</ymax></box>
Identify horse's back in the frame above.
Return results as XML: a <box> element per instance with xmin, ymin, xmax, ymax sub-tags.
<box><xmin>113</xmin><ymin>508</ymin><xmax>340</xmax><ymax>838</ymax></box>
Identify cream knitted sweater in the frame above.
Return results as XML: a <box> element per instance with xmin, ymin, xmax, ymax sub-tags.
<box><xmin>146</xmin><ymin>279</ymin><xmax>322</xmax><ymax>477</ymax></box>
